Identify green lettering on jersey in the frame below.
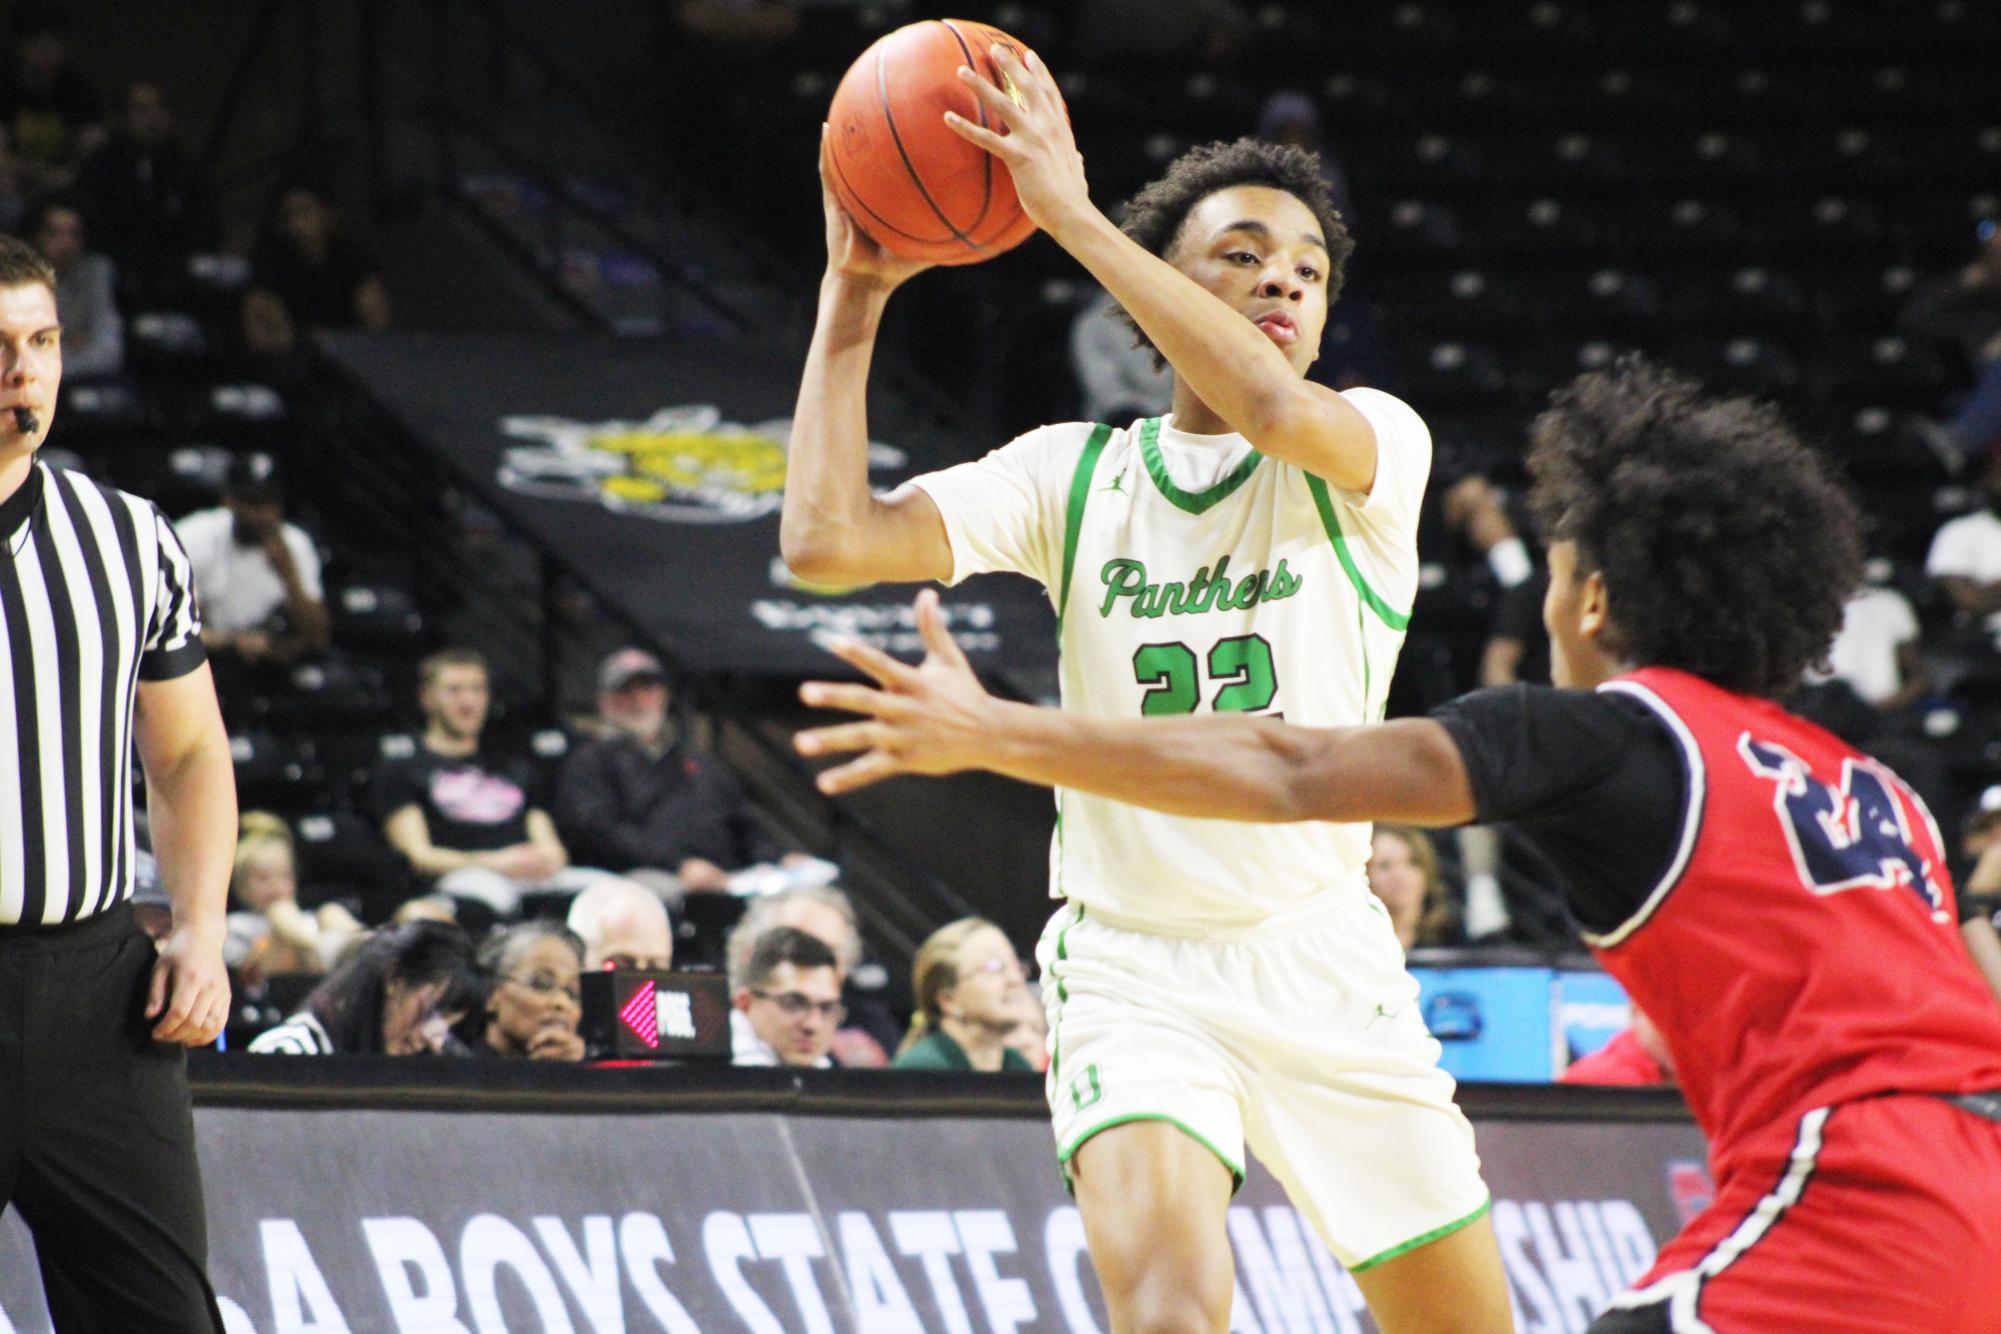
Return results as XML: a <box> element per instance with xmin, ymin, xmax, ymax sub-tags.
<box><xmin>1096</xmin><ymin>555</ymin><xmax>1302</xmax><ymax>619</ymax></box>
<box><xmin>1183</xmin><ymin>555</ymin><xmax>1230</xmax><ymax>614</ymax></box>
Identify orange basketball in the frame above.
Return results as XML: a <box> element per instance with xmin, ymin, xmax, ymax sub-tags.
<box><xmin>825</xmin><ymin>19</ymin><xmax>1060</xmax><ymax>265</ymax></box>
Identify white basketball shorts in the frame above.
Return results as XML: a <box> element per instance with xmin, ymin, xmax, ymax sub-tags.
<box><xmin>1036</xmin><ymin>889</ymin><xmax>1491</xmax><ymax>1271</ymax></box>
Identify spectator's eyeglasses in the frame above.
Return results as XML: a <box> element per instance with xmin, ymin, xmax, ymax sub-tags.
<box><xmin>504</xmin><ymin>972</ymin><xmax>582</xmax><ymax>1004</ymax></box>
<box><xmin>750</xmin><ymin>989</ymin><xmax>846</xmax><ymax>1023</ymax></box>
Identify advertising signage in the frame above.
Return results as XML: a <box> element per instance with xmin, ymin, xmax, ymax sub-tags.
<box><xmin>0</xmin><ymin>1067</ymin><xmax>1702</xmax><ymax>1333</ymax></box>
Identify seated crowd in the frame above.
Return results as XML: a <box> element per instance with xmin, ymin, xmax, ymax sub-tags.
<box><xmin>14</xmin><ymin>5</ymin><xmax>1997</xmax><ymax>1084</ymax></box>
<box><xmin>173</xmin><ymin>422</ymin><xmax>2001</xmax><ymax>1072</ymax></box>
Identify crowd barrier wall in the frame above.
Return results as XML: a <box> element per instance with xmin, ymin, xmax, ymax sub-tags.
<box><xmin>2</xmin><ymin>1060</ymin><xmax>1703</xmax><ymax>1334</ymax></box>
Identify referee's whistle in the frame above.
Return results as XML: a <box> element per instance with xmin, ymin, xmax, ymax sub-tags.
<box><xmin>11</xmin><ymin>406</ymin><xmax>35</xmax><ymax>436</ymax></box>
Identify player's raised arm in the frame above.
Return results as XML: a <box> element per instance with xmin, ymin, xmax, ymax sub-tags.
<box><xmin>780</xmin><ymin>129</ymin><xmax>956</xmax><ymax>588</ymax></box>
<box><xmin>945</xmin><ymin>46</ymin><xmax>1379</xmax><ymax>493</ymax></box>
<box><xmin>795</xmin><ymin>590</ymin><xmax>1477</xmax><ymax>826</ymax></box>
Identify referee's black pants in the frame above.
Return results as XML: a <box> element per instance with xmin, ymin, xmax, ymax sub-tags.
<box><xmin>0</xmin><ymin>904</ymin><xmax>222</xmax><ymax>1332</ymax></box>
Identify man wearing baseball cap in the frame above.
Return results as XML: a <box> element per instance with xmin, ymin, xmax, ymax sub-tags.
<box><xmin>175</xmin><ymin>450</ymin><xmax>329</xmax><ymax>677</ymax></box>
<box><xmin>555</xmin><ymin>647</ymin><xmax>808</xmax><ymax>905</ymax></box>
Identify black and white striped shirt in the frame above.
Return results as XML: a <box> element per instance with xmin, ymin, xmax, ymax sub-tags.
<box><xmin>245</xmin><ymin>1011</ymin><xmax>335</xmax><ymax>1055</ymax></box>
<box><xmin>1</xmin><ymin>460</ymin><xmax>205</xmax><ymax>926</ymax></box>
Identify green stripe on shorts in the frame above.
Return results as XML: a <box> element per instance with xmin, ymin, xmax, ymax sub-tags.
<box><xmin>1347</xmin><ymin>1195</ymin><xmax>1492</xmax><ymax>1273</ymax></box>
<box><xmin>1057</xmin><ymin>1112</ymin><xmax>1246</xmax><ymax>1196</ymax></box>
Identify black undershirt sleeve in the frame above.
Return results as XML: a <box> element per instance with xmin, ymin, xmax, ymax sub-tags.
<box><xmin>1430</xmin><ymin>685</ymin><xmax>1691</xmax><ymax>936</ymax></box>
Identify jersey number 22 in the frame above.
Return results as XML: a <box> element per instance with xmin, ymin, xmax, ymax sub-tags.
<box><xmin>1133</xmin><ymin>635</ymin><xmax>1277</xmax><ymax>715</ymax></box>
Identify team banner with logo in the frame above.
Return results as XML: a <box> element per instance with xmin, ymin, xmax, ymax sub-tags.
<box><xmin>0</xmin><ymin>1071</ymin><xmax>1709</xmax><ymax>1333</ymax></box>
<box><xmin>319</xmin><ymin>332</ymin><xmax>1060</xmax><ymax>683</ymax></box>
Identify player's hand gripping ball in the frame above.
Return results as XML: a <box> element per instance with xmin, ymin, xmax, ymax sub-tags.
<box><xmin>825</xmin><ymin>19</ymin><xmax>1066</xmax><ymax>264</ymax></box>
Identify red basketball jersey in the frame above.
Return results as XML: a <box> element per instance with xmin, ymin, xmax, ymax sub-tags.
<box><xmin>1589</xmin><ymin>667</ymin><xmax>2001</xmax><ymax>1169</ymax></box>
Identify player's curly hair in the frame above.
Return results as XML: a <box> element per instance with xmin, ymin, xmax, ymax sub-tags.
<box><xmin>1111</xmin><ymin>136</ymin><xmax>1353</xmax><ymax>365</ymax></box>
<box><xmin>1527</xmin><ymin>356</ymin><xmax>1863</xmax><ymax>698</ymax></box>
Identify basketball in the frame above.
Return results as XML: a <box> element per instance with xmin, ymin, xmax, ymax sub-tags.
<box><xmin>825</xmin><ymin>19</ymin><xmax>1062</xmax><ymax>265</ymax></box>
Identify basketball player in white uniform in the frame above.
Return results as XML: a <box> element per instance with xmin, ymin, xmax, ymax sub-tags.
<box><xmin>783</xmin><ymin>45</ymin><xmax>1511</xmax><ymax>1333</ymax></box>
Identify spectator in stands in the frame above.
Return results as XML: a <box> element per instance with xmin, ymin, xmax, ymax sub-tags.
<box><xmin>1448</xmin><ymin>473</ymin><xmax>1552</xmax><ymax>784</ymax></box>
<box><xmin>28</xmin><ymin>194</ymin><xmax>120</xmax><ymax>378</ymax></box>
<box><xmin>1070</xmin><ymin>286</ymin><xmax>1172</xmax><ymax>426</ymax></box>
<box><xmin>556</xmin><ymin>647</ymin><xmax>810</xmax><ymax>900</ymax></box>
<box><xmin>727</xmin><ymin>884</ymin><xmax>896</xmax><ymax>1064</ymax></box>
<box><xmin>1366</xmin><ymin>825</ymin><xmax>1464</xmax><ymax>952</ymax></box>
<box><xmin>0</xmin><ymin>4</ymin><xmax>103</xmax><ymax>193</ymax></box>
<box><xmin>566</xmin><ymin>877</ymin><xmax>674</xmax><ymax>972</ymax></box>
<box><xmin>1791</xmin><ymin>557</ymin><xmax>1936</xmax><ymax>782</ymax></box>
<box><xmin>1809</xmin><ymin>558</ymin><xmax>1928</xmax><ymax>715</ymax></box>
<box><xmin>178</xmin><ymin>452</ymin><xmax>330</xmax><ymax>678</ymax></box>
<box><xmin>247</xmin><ymin>919</ymin><xmax>480</xmax><ymax>1055</ymax></box>
<box><xmin>241</xmin><ymin>178</ymin><xmax>390</xmax><ymax>357</ymax></box>
<box><xmin>1480</xmin><ymin>574</ymin><xmax>1551</xmax><ymax>690</ymax></box>
<box><xmin>1473</xmin><ymin>492</ymin><xmax>1548</xmax><ymax>677</ymax></box>
<box><xmin>894</xmin><ymin>918</ymin><xmax>1036</xmax><ymax>1073</ymax></box>
<box><xmin>729</xmin><ymin>927</ymin><xmax>843</xmax><ymax>1068</ymax></box>
<box><xmin>1560</xmin><ymin>1007</ymin><xmax>1676</xmax><ymax>1086</ymax></box>
<box><xmin>728</xmin><ymin>884</ymin><xmax>859</xmax><ymax>985</ymax></box>
<box><xmin>1925</xmin><ymin>446</ymin><xmax>2001</xmax><ymax>639</ymax></box>
<box><xmin>1444</xmin><ymin>474</ymin><xmax>1538</xmax><ymax>607</ymax></box>
<box><xmin>473</xmin><ymin>921</ymin><xmax>587</xmax><ymax>1061</ymax></box>
<box><xmin>375</xmin><ymin>647</ymin><xmax>631</xmax><ymax>920</ymax></box>
<box><xmin>74</xmin><ymin>79</ymin><xmax>216</xmax><ymax>303</ymax></box>
<box><xmin>224</xmin><ymin>811</ymin><xmax>362</xmax><ymax>985</ymax></box>
<box><xmin>1440</xmin><ymin>478</ymin><xmax>1545</xmax><ymax>947</ymax></box>
<box><xmin>1901</xmin><ymin>219</ymin><xmax>2001</xmax><ymax>475</ymax></box>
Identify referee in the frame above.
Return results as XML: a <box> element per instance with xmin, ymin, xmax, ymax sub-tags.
<box><xmin>0</xmin><ymin>234</ymin><xmax>235</xmax><ymax>1329</ymax></box>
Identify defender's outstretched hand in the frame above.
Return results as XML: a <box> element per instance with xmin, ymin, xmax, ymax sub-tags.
<box><xmin>819</xmin><ymin>124</ymin><xmax>933</xmax><ymax>291</ymax></box>
<box><xmin>943</xmin><ymin>45</ymin><xmax>1089</xmax><ymax>234</ymax></box>
<box><xmin>796</xmin><ymin>589</ymin><xmax>997</xmax><ymax>793</ymax></box>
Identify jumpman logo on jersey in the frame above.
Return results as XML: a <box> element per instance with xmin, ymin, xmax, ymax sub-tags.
<box><xmin>1101</xmin><ymin>473</ymin><xmax>1126</xmax><ymax>494</ymax></box>
<box><xmin>1367</xmin><ymin>1001</ymin><xmax>1401</xmax><ymax>1027</ymax></box>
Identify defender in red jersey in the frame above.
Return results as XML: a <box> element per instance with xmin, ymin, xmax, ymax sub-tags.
<box><xmin>797</xmin><ymin>357</ymin><xmax>2001</xmax><ymax>1333</ymax></box>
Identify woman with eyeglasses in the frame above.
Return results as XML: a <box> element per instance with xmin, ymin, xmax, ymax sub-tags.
<box><xmin>894</xmin><ymin>918</ymin><xmax>1037</xmax><ymax>1073</ymax></box>
<box><xmin>246</xmin><ymin>920</ymin><xmax>480</xmax><ymax>1056</ymax></box>
<box><xmin>473</xmin><ymin>921</ymin><xmax>587</xmax><ymax>1062</ymax></box>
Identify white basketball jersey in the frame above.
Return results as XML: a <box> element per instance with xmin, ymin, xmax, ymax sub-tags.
<box><xmin>911</xmin><ymin>390</ymin><xmax>1431</xmax><ymax>932</ymax></box>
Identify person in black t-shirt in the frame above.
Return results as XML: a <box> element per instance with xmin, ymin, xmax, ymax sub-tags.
<box><xmin>374</xmin><ymin>647</ymin><xmax>632</xmax><ymax>920</ymax></box>
<box><xmin>241</xmin><ymin>179</ymin><xmax>389</xmax><ymax>357</ymax></box>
